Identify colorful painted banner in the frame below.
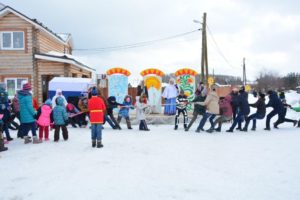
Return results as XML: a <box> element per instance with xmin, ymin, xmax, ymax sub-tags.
<box><xmin>107</xmin><ymin>68</ymin><xmax>130</xmax><ymax>105</ymax></box>
<box><xmin>175</xmin><ymin>68</ymin><xmax>198</xmax><ymax>110</ymax></box>
<box><xmin>140</xmin><ymin>68</ymin><xmax>164</xmax><ymax>114</ymax></box>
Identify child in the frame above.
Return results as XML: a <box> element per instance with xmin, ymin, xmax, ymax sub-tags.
<box><xmin>0</xmin><ymin>87</ymin><xmax>13</xmax><ymax>141</ymax></box>
<box><xmin>207</xmin><ymin>95</ymin><xmax>232</xmax><ymax>133</ymax></box>
<box><xmin>136</xmin><ymin>96</ymin><xmax>150</xmax><ymax>131</ymax></box>
<box><xmin>107</xmin><ymin>96</ymin><xmax>122</xmax><ymax>129</ymax></box>
<box><xmin>88</xmin><ymin>88</ymin><xmax>106</xmax><ymax>148</ymax></box>
<box><xmin>117</xmin><ymin>95</ymin><xmax>134</xmax><ymax>129</ymax></box>
<box><xmin>36</xmin><ymin>99</ymin><xmax>52</xmax><ymax>141</ymax></box>
<box><xmin>52</xmin><ymin>97</ymin><xmax>69</xmax><ymax>142</ymax></box>
<box><xmin>66</xmin><ymin>103</ymin><xmax>83</xmax><ymax>128</ymax></box>
<box><xmin>175</xmin><ymin>90</ymin><xmax>189</xmax><ymax>130</ymax></box>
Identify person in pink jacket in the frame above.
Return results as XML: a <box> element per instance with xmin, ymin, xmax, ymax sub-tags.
<box><xmin>207</xmin><ymin>94</ymin><xmax>233</xmax><ymax>133</ymax></box>
<box><xmin>37</xmin><ymin>99</ymin><xmax>52</xmax><ymax>141</ymax></box>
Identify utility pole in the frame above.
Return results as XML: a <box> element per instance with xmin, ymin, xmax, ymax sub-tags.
<box><xmin>200</xmin><ymin>13</ymin><xmax>209</xmax><ymax>86</ymax></box>
<box><xmin>242</xmin><ymin>57</ymin><xmax>246</xmax><ymax>86</ymax></box>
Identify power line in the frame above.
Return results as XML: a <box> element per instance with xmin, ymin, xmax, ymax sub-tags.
<box><xmin>73</xmin><ymin>29</ymin><xmax>201</xmax><ymax>52</ymax></box>
<box><xmin>206</xmin><ymin>24</ymin><xmax>237</xmax><ymax>69</ymax></box>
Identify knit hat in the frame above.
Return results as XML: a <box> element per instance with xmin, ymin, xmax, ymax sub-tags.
<box><xmin>91</xmin><ymin>88</ymin><xmax>98</xmax><ymax>96</ymax></box>
<box><xmin>45</xmin><ymin>99</ymin><xmax>52</xmax><ymax>106</ymax></box>
<box><xmin>267</xmin><ymin>90</ymin><xmax>273</xmax><ymax>95</ymax></box>
<box><xmin>22</xmin><ymin>83</ymin><xmax>32</xmax><ymax>91</ymax></box>
<box><xmin>259</xmin><ymin>93</ymin><xmax>265</xmax><ymax>99</ymax></box>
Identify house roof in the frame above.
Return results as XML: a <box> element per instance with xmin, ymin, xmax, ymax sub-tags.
<box><xmin>0</xmin><ymin>6</ymin><xmax>71</xmax><ymax>46</ymax></box>
<box><xmin>34</xmin><ymin>51</ymin><xmax>95</xmax><ymax>72</ymax></box>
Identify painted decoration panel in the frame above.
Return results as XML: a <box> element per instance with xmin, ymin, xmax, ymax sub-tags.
<box><xmin>144</xmin><ymin>75</ymin><xmax>162</xmax><ymax>113</ymax></box>
<box><xmin>108</xmin><ymin>74</ymin><xmax>128</xmax><ymax>104</ymax></box>
<box><xmin>176</xmin><ymin>74</ymin><xmax>196</xmax><ymax>110</ymax></box>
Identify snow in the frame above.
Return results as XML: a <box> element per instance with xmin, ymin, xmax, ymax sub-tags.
<box><xmin>57</xmin><ymin>33</ymin><xmax>70</xmax><ymax>42</ymax></box>
<box><xmin>1</xmin><ymin>92</ymin><xmax>300</xmax><ymax>200</ymax></box>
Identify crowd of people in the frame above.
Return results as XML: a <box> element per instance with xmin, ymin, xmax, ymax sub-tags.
<box><xmin>1</xmin><ymin>80</ymin><xmax>300</xmax><ymax>152</ymax></box>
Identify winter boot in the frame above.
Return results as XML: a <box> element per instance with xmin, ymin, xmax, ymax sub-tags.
<box><xmin>264</xmin><ymin>127</ymin><xmax>271</xmax><ymax>131</ymax></box>
<box><xmin>195</xmin><ymin>128</ymin><xmax>201</xmax><ymax>133</ymax></box>
<box><xmin>97</xmin><ymin>140</ymin><xmax>103</xmax><ymax>148</ymax></box>
<box><xmin>0</xmin><ymin>134</ymin><xmax>8</xmax><ymax>152</ymax></box>
<box><xmin>125</xmin><ymin>118</ymin><xmax>132</xmax><ymax>129</ymax></box>
<box><xmin>174</xmin><ymin>125</ymin><xmax>178</xmax><ymax>130</ymax></box>
<box><xmin>251</xmin><ymin>127</ymin><xmax>256</xmax><ymax>131</ymax></box>
<box><xmin>293</xmin><ymin>120</ymin><xmax>297</xmax><ymax>127</ymax></box>
<box><xmin>184</xmin><ymin>124</ymin><xmax>187</xmax><ymax>129</ymax></box>
<box><xmin>33</xmin><ymin>136</ymin><xmax>42</xmax><ymax>144</ymax></box>
<box><xmin>92</xmin><ymin>140</ymin><xmax>96</xmax><ymax>148</ymax></box>
<box><xmin>24</xmin><ymin>136</ymin><xmax>32</xmax><ymax>144</ymax></box>
<box><xmin>215</xmin><ymin>127</ymin><xmax>221</xmax><ymax>132</ymax></box>
<box><xmin>226</xmin><ymin>129</ymin><xmax>234</xmax><ymax>133</ymax></box>
<box><xmin>206</xmin><ymin>128</ymin><xmax>214</xmax><ymax>133</ymax></box>
<box><xmin>241</xmin><ymin>127</ymin><xmax>248</xmax><ymax>132</ymax></box>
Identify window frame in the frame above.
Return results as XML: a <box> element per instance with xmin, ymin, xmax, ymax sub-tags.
<box><xmin>4</xmin><ymin>77</ymin><xmax>29</xmax><ymax>97</ymax></box>
<box><xmin>0</xmin><ymin>31</ymin><xmax>25</xmax><ymax>50</ymax></box>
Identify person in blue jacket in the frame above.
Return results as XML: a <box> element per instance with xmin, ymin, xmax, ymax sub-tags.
<box><xmin>226</xmin><ymin>87</ymin><xmax>250</xmax><ymax>132</ymax></box>
<box><xmin>117</xmin><ymin>95</ymin><xmax>134</xmax><ymax>129</ymax></box>
<box><xmin>264</xmin><ymin>90</ymin><xmax>284</xmax><ymax>130</ymax></box>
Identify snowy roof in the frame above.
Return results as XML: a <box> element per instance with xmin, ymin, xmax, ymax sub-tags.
<box><xmin>57</xmin><ymin>33</ymin><xmax>71</xmax><ymax>42</ymax></box>
<box><xmin>35</xmin><ymin>51</ymin><xmax>95</xmax><ymax>72</ymax></box>
<box><xmin>0</xmin><ymin>6</ymin><xmax>71</xmax><ymax>46</ymax></box>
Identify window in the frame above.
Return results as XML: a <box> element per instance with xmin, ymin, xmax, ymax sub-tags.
<box><xmin>1</xmin><ymin>31</ymin><xmax>24</xmax><ymax>50</ymax></box>
<box><xmin>5</xmin><ymin>78</ymin><xmax>28</xmax><ymax>97</ymax></box>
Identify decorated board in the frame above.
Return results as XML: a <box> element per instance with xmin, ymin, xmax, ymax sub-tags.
<box><xmin>175</xmin><ymin>68</ymin><xmax>198</xmax><ymax>110</ymax></box>
<box><xmin>107</xmin><ymin>68</ymin><xmax>131</xmax><ymax>104</ymax></box>
<box><xmin>140</xmin><ymin>68</ymin><xmax>164</xmax><ymax>114</ymax></box>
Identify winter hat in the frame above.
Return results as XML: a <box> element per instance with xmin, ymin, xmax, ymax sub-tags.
<box><xmin>259</xmin><ymin>93</ymin><xmax>265</xmax><ymax>99</ymax></box>
<box><xmin>45</xmin><ymin>99</ymin><xmax>52</xmax><ymax>106</ymax></box>
<box><xmin>91</xmin><ymin>88</ymin><xmax>98</xmax><ymax>96</ymax></box>
<box><xmin>267</xmin><ymin>90</ymin><xmax>273</xmax><ymax>95</ymax></box>
<box><xmin>22</xmin><ymin>83</ymin><xmax>32</xmax><ymax>91</ymax></box>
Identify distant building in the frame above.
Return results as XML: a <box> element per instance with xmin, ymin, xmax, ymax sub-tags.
<box><xmin>0</xmin><ymin>5</ymin><xmax>95</xmax><ymax>104</ymax></box>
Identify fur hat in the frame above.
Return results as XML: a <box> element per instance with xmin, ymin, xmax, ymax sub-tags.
<box><xmin>45</xmin><ymin>99</ymin><xmax>52</xmax><ymax>106</ymax></box>
<box><xmin>22</xmin><ymin>83</ymin><xmax>32</xmax><ymax>91</ymax></box>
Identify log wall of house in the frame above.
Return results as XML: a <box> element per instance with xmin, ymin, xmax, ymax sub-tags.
<box><xmin>37</xmin><ymin>31</ymin><xmax>71</xmax><ymax>54</ymax></box>
<box><xmin>0</xmin><ymin>13</ymin><xmax>34</xmax><ymax>82</ymax></box>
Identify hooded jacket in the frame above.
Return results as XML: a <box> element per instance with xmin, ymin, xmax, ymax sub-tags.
<box><xmin>266</xmin><ymin>91</ymin><xmax>284</xmax><ymax>113</ymax></box>
<box><xmin>136</xmin><ymin>101</ymin><xmax>147</xmax><ymax>120</ymax></box>
<box><xmin>237</xmin><ymin>90</ymin><xmax>250</xmax><ymax>115</ymax></box>
<box><xmin>107</xmin><ymin>96</ymin><xmax>122</xmax><ymax>115</ymax></box>
<box><xmin>18</xmin><ymin>90</ymin><xmax>36</xmax><ymax>123</ymax></box>
<box><xmin>192</xmin><ymin>95</ymin><xmax>206</xmax><ymax>115</ymax></box>
<box><xmin>37</xmin><ymin>104</ymin><xmax>52</xmax><ymax>126</ymax></box>
<box><xmin>88</xmin><ymin>95</ymin><xmax>106</xmax><ymax>124</ymax></box>
<box><xmin>52</xmin><ymin>97</ymin><xmax>68</xmax><ymax>125</ymax></box>
<box><xmin>249</xmin><ymin>97</ymin><xmax>266</xmax><ymax>117</ymax></box>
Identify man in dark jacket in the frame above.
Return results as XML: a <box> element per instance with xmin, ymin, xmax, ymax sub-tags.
<box><xmin>230</xmin><ymin>88</ymin><xmax>239</xmax><ymax>120</ymax></box>
<box><xmin>226</xmin><ymin>89</ymin><xmax>250</xmax><ymax>132</ymax></box>
<box><xmin>265</xmin><ymin>90</ymin><xmax>284</xmax><ymax>130</ymax></box>
<box><xmin>107</xmin><ymin>96</ymin><xmax>122</xmax><ymax>130</ymax></box>
<box><xmin>242</xmin><ymin>93</ymin><xmax>266</xmax><ymax>131</ymax></box>
<box><xmin>185</xmin><ymin>91</ymin><xmax>206</xmax><ymax>131</ymax></box>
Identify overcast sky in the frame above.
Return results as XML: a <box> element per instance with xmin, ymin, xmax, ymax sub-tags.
<box><xmin>2</xmin><ymin>0</ymin><xmax>300</xmax><ymax>83</ymax></box>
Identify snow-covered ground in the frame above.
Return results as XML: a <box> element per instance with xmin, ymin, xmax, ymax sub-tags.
<box><xmin>1</xmin><ymin>92</ymin><xmax>300</xmax><ymax>200</ymax></box>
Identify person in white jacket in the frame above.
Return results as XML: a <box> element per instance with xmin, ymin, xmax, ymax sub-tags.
<box><xmin>52</xmin><ymin>89</ymin><xmax>67</xmax><ymax>108</ymax></box>
<box><xmin>136</xmin><ymin>96</ymin><xmax>150</xmax><ymax>131</ymax></box>
<box><xmin>162</xmin><ymin>79</ymin><xmax>178</xmax><ymax>115</ymax></box>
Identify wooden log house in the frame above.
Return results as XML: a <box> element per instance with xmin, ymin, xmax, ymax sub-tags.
<box><xmin>0</xmin><ymin>5</ymin><xmax>95</xmax><ymax>104</ymax></box>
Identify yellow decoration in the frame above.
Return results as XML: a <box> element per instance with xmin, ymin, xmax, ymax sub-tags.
<box><xmin>106</xmin><ymin>68</ymin><xmax>131</xmax><ymax>76</ymax></box>
<box><xmin>140</xmin><ymin>68</ymin><xmax>165</xmax><ymax>77</ymax></box>
<box><xmin>175</xmin><ymin>68</ymin><xmax>198</xmax><ymax>77</ymax></box>
<box><xmin>245</xmin><ymin>85</ymin><xmax>251</xmax><ymax>92</ymax></box>
<box><xmin>145</xmin><ymin>76</ymin><xmax>161</xmax><ymax>90</ymax></box>
<box><xmin>208</xmin><ymin>76</ymin><xmax>214</xmax><ymax>86</ymax></box>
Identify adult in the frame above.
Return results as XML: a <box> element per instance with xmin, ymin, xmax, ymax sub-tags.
<box><xmin>137</xmin><ymin>80</ymin><xmax>148</xmax><ymax>99</ymax></box>
<box><xmin>264</xmin><ymin>90</ymin><xmax>284</xmax><ymax>130</ymax></box>
<box><xmin>52</xmin><ymin>89</ymin><xmax>67</xmax><ymax>108</ymax></box>
<box><xmin>273</xmin><ymin>92</ymin><xmax>297</xmax><ymax>128</ymax></box>
<box><xmin>195</xmin><ymin>81</ymin><xmax>205</xmax><ymax>96</ymax></box>
<box><xmin>162</xmin><ymin>79</ymin><xmax>178</xmax><ymax>115</ymax></box>
<box><xmin>18</xmin><ymin>83</ymin><xmax>41</xmax><ymax>144</ymax></box>
<box><xmin>226</xmin><ymin>88</ymin><xmax>250</xmax><ymax>132</ymax></box>
<box><xmin>242</xmin><ymin>93</ymin><xmax>266</xmax><ymax>131</ymax></box>
<box><xmin>230</xmin><ymin>88</ymin><xmax>239</xmax><ymax>120</ymax></box>
<box><xmin>195</xmin><ymin>86</ymin><xmax>219</xmax><ymax>132</ymax></box>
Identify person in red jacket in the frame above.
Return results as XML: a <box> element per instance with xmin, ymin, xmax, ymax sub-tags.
<box><xmin>88</xmin><ymin>87</ymin><xmax>106</xmax><ymax>148</ymax></box>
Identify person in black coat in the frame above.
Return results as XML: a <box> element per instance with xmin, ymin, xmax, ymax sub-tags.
<box><xmin>264</xmin><ymin>90</ymin><xmax>284</xmax><ymax>130</ymax></box>
<box><xmin>242</xmin><ymin>93</ymin><xmax>266</xmax><ymax>131</ymax></box>
<box><xmin>273</xmin><ymin>92</ymin><xmax>297</xmax><ymax>128</ymax></box>
<box><xmin>107</xmin><ymin>96</ymin><xmax>122</xmax><ymax>130</ymax></box>
<box><xmin>230</xmin><ymin>88</ymin><xmax>239</xmax><ymax>120</ymax></box>
<box><xmin>226</xmin><ymin>88</ymin><xmax>250</xmax><ymax>132</ymax></box>
<box><xmin>137</xmin><ymin>80</ymin><xmax>148</xmax><ymax>99</ymax></box>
